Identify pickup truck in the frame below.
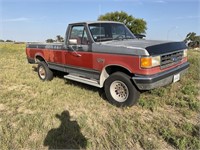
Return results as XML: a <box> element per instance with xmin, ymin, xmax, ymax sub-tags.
<box><xmin>26</xmin><ymin>21</ymin><xmax>189</xmax><ymax>107</ymax></box>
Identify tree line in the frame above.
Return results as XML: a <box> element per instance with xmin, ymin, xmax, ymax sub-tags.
<box><xmin>0</xmin><ymin>39</ymin><xmax>14</xmax><ymax>42</ymax></box>
<box><xmin>46</xmin><ymin>35</ymin><xmax>64</xmax><ymax>43</ymax></box>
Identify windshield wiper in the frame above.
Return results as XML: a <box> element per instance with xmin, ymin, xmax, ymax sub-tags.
<box><xmin>124</xmin><ymin>37</ymin><xmax>134</xmax><ymax>40</ymax></box>
<box><xmin>113</xmin><ymin>35</ymin><xmax>124</xmax><ymax>41</ymax></box>
<box><xmin>96</xmin><ymin>37</ymin><xmax>113</xmax><ymax>42</ymax></box>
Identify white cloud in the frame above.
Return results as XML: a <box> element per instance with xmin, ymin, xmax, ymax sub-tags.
<box><xmin>154</xmin><ymin>0</ymin><xmax>166</xmax><ymax>3</ymax></box>
<box><xmin>175</xmin><ymin>15</ymin><xmax>200</xmax><ymax>20</ymax></box>
<box><xmin>1</xmin><ymin>17</ymin><xmax>30</xmax><ymax>22</ymax></box>
<box><xmin>150</xmin><ymin>15</ymin><xmax>200</xmax><ymax>22</ymax></box>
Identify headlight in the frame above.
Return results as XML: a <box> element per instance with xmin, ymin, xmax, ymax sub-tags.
<box><xmin>141</xmin><ymin>56</ymin><xmax>160</xmax><ymax>68</ymax></box>
<box><xmin>183</xmin><ymin>49</ymin><xmax>187</xmax><ymax>57</ymax></box>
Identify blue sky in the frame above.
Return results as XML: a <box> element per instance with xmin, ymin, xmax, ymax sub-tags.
<box><xmin>0</xmin><ymin>0</ymin><xmax>199</xmax><ymax>42</ymax></box>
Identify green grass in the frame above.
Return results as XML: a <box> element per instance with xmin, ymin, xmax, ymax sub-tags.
<box><xmin>0</xmin><ymin>43</ymin><xmax>199</xmax><ymax>149</ymax></box>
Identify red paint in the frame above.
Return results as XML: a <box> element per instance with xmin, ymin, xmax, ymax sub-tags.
<box><xmin>26</xmin><ymin>47</ymin><xmax>188</xmax><ymax>76</ymax></box>
<box><xmin>65</xmin><ymin>51</ymin><xmax>93</xmax><ymax>69</ymax></box>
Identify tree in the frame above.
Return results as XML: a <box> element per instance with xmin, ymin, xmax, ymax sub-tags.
<box><xmin>184</xmin><ymin>32</ymin><xmax>200</xmax><ymax>48</ymax></box>
<box><xmin>46</xmin><ymin>35</ymin><xmax>64</xmax><ymax>43</ymax></box>
<box><xmin>0</xmin><ymin>39</ymin><xmax>4</xmax><ymax>42</ymax></box>
<box><xmin>98</xmin><ymin>11</ymin><xmax>147</xmax><ymax>34</ymax></box>
<box><xmin>6</xmin><ymin>40</ymin><xmax>13</xmax><ymax>42</ymax></box>
<box><xmin>46</xmin><ymin>39</ymin><xmax>54</xmax><ymax>43</ymax></box>
<box><xmin>56</xmin><ymin>35</ymin><xmax>64</xmax><ymax>42</ymax></box>
<box><xmin>185</xmin><ymin>32</ymin><xmax>200</xmax><ymax>42</ymax></box>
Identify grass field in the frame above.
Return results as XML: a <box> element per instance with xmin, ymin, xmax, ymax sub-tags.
<box><xmin>0</xmin><ymin>43</ymin><xmax>199</xmax><ymax>150</ymax></box>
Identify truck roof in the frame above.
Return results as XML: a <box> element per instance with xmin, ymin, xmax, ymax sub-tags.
<box><xmin>69</xmin><ymin>21</ymin><xmax>124</xmax><ymax>25</ymax></box>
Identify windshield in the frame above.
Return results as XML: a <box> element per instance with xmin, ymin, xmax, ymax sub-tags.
<box><xmin>88</xmin><ymin>23</ymin><xmax>135</xmax><ymax>42</ymax></box>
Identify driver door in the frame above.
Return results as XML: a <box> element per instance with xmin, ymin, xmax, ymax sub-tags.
<box><xmin>65</xmin><ymin>25</ymin><xmax>93</xmax><ymax>77</ymax></box>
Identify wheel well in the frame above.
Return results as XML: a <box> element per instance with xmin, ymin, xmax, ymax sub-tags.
<box><xmin>105</xmin><ymin>65</ymin><xmax>132</xmax><ymax>76</ymax></box>
<box><xmin>35</xmin><ymin>55</ymin><xmax>45</xmax><ymax>63</ymax></box>
<box><xmin>99</xmin><ymin>65</ymin><xmax>133</xmax><ymax>87</ymax></box>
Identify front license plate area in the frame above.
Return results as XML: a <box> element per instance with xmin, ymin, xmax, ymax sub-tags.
<box><xmin>173</xmin><ymin>73</ymin><xmax>180</xmax><ymax>83</ymax></box>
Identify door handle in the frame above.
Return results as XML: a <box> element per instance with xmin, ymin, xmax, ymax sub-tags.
<box><xmin>75</xmin><ymin>52</ymin><xmax>81</xmax><ymax>57</ymax></box>
<box><xmin>77</xmin><ymin>45</ymin><xmax>83</xmax><ymax>48</ymax></box>
<box><xmin>71</xmin><ymin>51</ymin><xmax>81</xmax><ymax>57</ymax></box>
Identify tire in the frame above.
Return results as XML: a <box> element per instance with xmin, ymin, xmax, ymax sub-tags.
<box><xmin>104</xmin><ymin>72</ymin><xmax>140</xmax><ymax>107</ymax></box>
<box><xmin>37</xmin><ymin>61</ymin><xmax>54</xmax><ymax>81</ymax></box>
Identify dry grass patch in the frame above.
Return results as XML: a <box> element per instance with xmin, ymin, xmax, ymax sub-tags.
<box><xmin>0</xmin><ymin>43</ymin><xmax>199</xmax><ymax>149</ymax></box>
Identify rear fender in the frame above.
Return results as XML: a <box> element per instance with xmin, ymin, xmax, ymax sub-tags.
<box><xmin>35</xmin><ymin>53</ymin><xmax>46</xmax><ymax>63</ymax></box>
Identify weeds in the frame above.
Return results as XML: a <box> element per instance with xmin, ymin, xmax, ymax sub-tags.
<box><xmin>0</xmin><ymin>43</ymin><xmax>199</xmax><ymax>149</ymax></box>
<box><xmin>138</xmin><ymin>98</ymin><xmax>158</xmax><ymax>112</ymax></box>
<box><xmin>159</xmin><ymin>125</ymin><xmax>200</xmax><ymax>150</ymax></box>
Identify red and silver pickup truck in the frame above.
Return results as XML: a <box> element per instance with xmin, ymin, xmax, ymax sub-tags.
<box><xmin>26</xmin><ymin>21</ymin><xmax>189</xmax><ymax>107</ymax></box>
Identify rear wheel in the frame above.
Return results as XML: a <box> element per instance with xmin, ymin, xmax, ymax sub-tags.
<box><xmin>37</xmin><ymin>61</ymin><xmax>53</xmax><ymax>81</ymax></box>
<box><xmin>104</xmin><ymin>72</ymin><xmax>140</xmax><ymax>107</ymax></box>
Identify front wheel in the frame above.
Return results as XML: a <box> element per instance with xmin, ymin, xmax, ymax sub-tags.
<box><xmin>37</xmin><ymin>61</ymin><xmax>54</xmax><ymax>81</ymax></box>
<box><xmin>104</xmin><ymin>72</ymin><xmax>140</xmax><ymax>107</ymax></box>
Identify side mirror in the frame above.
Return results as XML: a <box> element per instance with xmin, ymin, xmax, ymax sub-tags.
<box><xmin>69</xmin><ymin>39</ymin><xmax>77</xmax><ymax>45</ymax></box>
<box><xmin>134</xmin><ymin>34</ymin><xmax>146</xmax><ymax>39</ymax></box>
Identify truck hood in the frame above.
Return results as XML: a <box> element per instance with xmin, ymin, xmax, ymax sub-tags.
<box><xmin>103</xmin><ymin>39</ymin><xmax>187</xmax><ymax>55</ymax></box>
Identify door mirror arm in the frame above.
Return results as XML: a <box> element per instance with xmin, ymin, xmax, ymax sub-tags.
<box><xmin>68</xmin><ymin>45</ymin><xmax>82</xmax><ymax>57</ymax></box>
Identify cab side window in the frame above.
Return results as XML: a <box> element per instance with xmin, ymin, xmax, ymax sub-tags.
<box><xmin>69</xmin><ymin>26</ymin><xmax>89</xmax><ymax>45</ymax></box>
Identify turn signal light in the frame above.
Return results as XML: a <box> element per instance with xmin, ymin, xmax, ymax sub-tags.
<box><xmin>183</xmin><ymin>49</ymin><xmax>187</xmax><ymax>57</ymax></box>
<box><xmin>141</xmin><ymin>57</ymin><xmax>152</xmax><ymax>68</ymax></box>
<box><xmin>140</xmin><ymin>56</ymin><xmax>160</xmax><ymax>68</ymax></box>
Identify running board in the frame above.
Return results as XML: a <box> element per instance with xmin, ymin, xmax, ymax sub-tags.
<box><xmin>64</xmin><ymin>74</ymin><xmax>102</xmax><ymax>88</ymax></box>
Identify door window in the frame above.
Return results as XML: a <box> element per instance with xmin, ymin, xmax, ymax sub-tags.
<box><xmin>69</xmin><ymin>26</ymin><xmax>89</xmax><ymax>45</ymax></box>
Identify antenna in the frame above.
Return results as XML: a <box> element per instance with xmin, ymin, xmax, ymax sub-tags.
<box><xmin>99</xmin><ymin>4</ymin><xmax>102</xmax><ymax>44</ymax></box>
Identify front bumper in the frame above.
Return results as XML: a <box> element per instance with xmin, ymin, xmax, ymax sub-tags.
<box><xmin>132</xmin><ymin>62</ymin><xmax>189</xmax><ymax>90</ymax></box>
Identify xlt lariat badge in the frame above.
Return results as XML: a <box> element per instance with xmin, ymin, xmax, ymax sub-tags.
<box><xmin>97</xmin><ymin>58</ymin><xmax>105</xmax><ymax>63</ymax></box>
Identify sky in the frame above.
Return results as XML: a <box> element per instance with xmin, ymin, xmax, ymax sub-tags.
<box><xmin>0</xmin><ymin>0</ymin><xmax>199</xmax><ymax>42</ymax></box>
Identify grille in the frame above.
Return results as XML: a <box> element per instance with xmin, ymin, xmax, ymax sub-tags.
<box><xmin>160</xmin><ymin>51</ymin><xmax>183</xmax><ymax>69</ymax></box>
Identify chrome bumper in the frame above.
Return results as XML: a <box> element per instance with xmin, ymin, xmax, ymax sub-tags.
<box><xmin>132</xmin><ymin>62</ymin><xmax>189</xmax><ymax>90</ymax></box>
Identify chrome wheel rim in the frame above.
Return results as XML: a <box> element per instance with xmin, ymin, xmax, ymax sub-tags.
<box><xmin>39</xmin><ymin>66</ymin><xmax>46</xmax><ymax>79</ymax></box>
<box><xmin>110</xmin><ymin>80</ymin><xmax>129</xmax><ymax>102</ymax></box>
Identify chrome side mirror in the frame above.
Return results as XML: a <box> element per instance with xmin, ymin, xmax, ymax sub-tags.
<box><xmin>69</xmin><ymin>39</ymin><xmax>77</xmax><ymax>45</ymax></box>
